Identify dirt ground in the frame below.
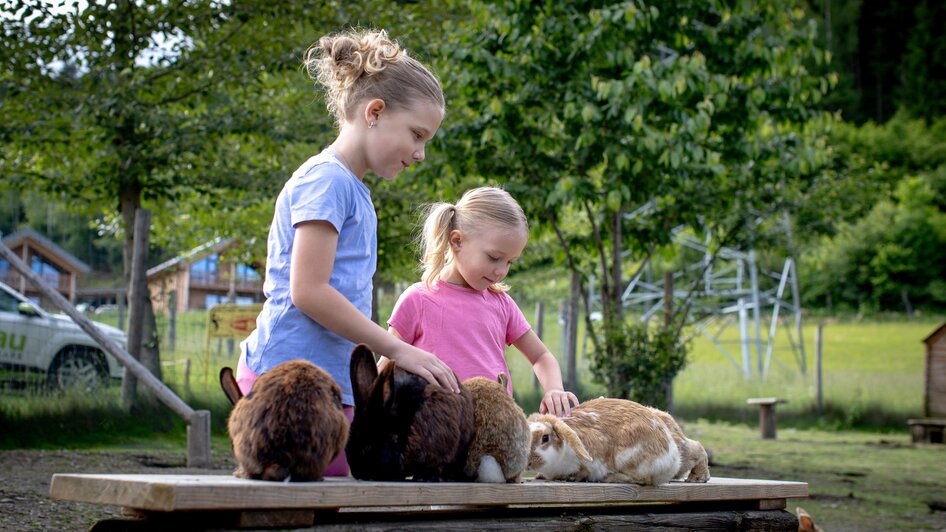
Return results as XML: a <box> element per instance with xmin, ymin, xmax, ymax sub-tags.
<box><xmin>0</xmin><ymin>449</ymin><xmax>235</xmax><ymax>531</ymax></box>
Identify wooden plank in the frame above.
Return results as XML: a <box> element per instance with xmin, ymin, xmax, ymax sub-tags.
<box><xmin>49</xmin><ymin>475</ymin><xmax>807</xmax><ymax>513</ymax></box>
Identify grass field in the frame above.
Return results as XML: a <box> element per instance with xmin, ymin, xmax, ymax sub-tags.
<box><xmin>691</xmin><ymin>421</ymin><xmax>946</xmax><ymax>531</ymax></box>
<box><xmin>503</xmin><ymin>308</ymin><xmax>942</xmax><ymax>430</ymax></box>
<box><xmin>2</xmin><ymin>307</ymin><xmax>945</xmax><ymax>530</ymax></box>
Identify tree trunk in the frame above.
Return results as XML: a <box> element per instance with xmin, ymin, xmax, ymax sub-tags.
<box><xmin>611</xmin><ymin>209</ymin><xmax>624</xmax><ymax>323</ymax></box>
<box><xmin>120</xmin><ymin>189</ymin><xmax>162</xmax><ymax>408</ymax></box>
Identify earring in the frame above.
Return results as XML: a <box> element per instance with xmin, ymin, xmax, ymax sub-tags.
<box><xmin>368</xmin><ymin>121</ymin><xmax>376</xmax><ymax>129</ymax></box>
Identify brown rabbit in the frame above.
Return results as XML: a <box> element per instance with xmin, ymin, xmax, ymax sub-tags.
<box><xmin>223</xmin><ymin>359</ymin><xmax>349</xmax><ymax>482</ymax></box>
<box><xmin>462</xmin><ymin>374</ymin><xmax>531</xmax><ymax>483</ymax></box>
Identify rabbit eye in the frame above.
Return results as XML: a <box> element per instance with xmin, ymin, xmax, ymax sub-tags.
<box><xmin>541</xmin><ymin>434</ymin><xmax>550</xmax><ymax>444</ymax></box>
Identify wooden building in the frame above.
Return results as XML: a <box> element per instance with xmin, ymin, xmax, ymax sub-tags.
<box><xmin>909</xmin><ymin>322</ymin><xmax>946</xmax><ymax>444</ymax></box>
<box><xmin>0</xmin><ymin>228</ymin><xmax>90</xmax><ymax>307</ymax></box>
<box><xmin>147</xmin><ymin>238</ymin><xmax>263</xmax><ymax>314</ymax></box>
<box><xmin>922</xmin><ymin>322</ymin><xmax>946</xmax><ymax>418</ymax></box>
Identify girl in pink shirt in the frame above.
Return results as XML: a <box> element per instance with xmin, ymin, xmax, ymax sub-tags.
<box><xmin>387</xmin><ymin>187</ymin><xmax>578</xmax><ymax>417</ymax></box>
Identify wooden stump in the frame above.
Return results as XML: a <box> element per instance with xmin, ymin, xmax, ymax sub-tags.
<box><xmin>748</xmin><ymin>397</ymin><xmax>788</xmax><ymax>439</ymax></box>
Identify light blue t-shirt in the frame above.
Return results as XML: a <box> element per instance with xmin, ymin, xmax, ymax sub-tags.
<box><xmin>242</xmin><ymin>149</ymin><xmax>376</xmax><ymax>405</ymax></box>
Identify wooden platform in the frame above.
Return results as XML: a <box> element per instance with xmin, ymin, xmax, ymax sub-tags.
<box><xmin>50</xmin><ymin>474</ymin><xmax>808</xmax><ymax>530</ymax></box>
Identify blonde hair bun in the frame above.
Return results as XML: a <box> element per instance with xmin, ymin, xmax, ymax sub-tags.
<box><xmin>304</xmin><ymin>29</ymin><xmax>443</xmax><ymax>126</ymax></box>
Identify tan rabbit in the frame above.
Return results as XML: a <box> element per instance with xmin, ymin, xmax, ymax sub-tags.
<box><xmin>462</xmin><ymin>374</ymin><xmax>531</xmax><ymax>483</ymax></box>
<box><xmin>224</xmin><ymin>359</ymin><xmax>349</xmax><ymax>482</ymax></box>
<box><xmin>528</xmin><ymin>397</ymin><xmax>709</xmax><ymax>485</ymax></box>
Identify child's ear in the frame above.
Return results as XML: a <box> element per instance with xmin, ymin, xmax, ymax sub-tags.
<box><xmin>448</xmin><ymin>229</ymin><xmax>462</xmax><ymax>252</ymax></box>
<box><xmin>364</xmin><ymin>98</ymin><xmax>385</xmax><ymax>126</ymax></box>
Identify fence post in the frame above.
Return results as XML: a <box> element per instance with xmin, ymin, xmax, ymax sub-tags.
<box><xmin>533</xmin><ymin>301</ymin><xmax>544</xmax><ymax>390</ymax></box>
<box><xmin>565</xmin><ymin>270</ymin><xmax>580</xmax><ymax>394</ymax></box>
<box><xmin>664</xmin><ymin>271</ymin><xmax>674</xmax><ymax>412</ymax></box>
<box><xmin>187</xmin><ymin>410</ymin><xmax>212</xmax><ymax>468</ymax></box>
<box><xmin>184</xmin><ymin>358</ymin><xmax>192</xmax><ymax>393</ymax></box>
<box><xmin>816</xmin><ymin>324</ymin><xmax>824</xmax><ymax>416</ymax></box>
<box><xmin>168</xmin><ymin>290</ymin><xmax>177</xmax><ymax>352</ymax></box>
<box><xmin>117</xmin><ymin>289</ymin><xmax>126</xmax><ymax>332</ymax></box>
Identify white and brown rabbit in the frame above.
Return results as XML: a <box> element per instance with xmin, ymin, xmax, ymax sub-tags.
<box><xmin>220</xmin><ymin>360</ymin><xmax>349</xmax><ymax>482</ymax></box>
<box><xmin>346</xmin><ymin>344</ymin><xmax>475</xmax><ymax>481</ymax></box>
<box><xmin>527</xmin><ymin>397</ymin><xmax>710</xmax><ymax>485</ymax></box>
<box><xmin>462</xmin><ymin>374</ymin><xmax>531</xmax><ymax>483</ymax></box>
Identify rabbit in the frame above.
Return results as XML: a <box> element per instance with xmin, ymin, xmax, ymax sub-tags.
<box><xmin>346</xmin><ymin>344</ymin><xmax>475</xmax><ymax>481</ymax></box>
<box><xmin>462</xmin><ymin>374</ymin><xmax>531</xmax><ymax>483</ymax></box>
<box><xmin>223</xmin><ymin>359</ymin><xmax>349</xmax><ymax>482</ymax></box>
<box><xmin>527</xmin><ymin>397</ymin><xmax>710</xmax><ymax>485</ymax></box>
<box><xmin>796</xmin><ymin>507</ymin><xmax>824</xmax><ymax>532</ymax></box>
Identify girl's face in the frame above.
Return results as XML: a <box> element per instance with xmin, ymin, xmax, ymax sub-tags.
<box><xmin>444</xmin><ymin>225</ymin><xmax>528</xmax><ymax>291</ymax></box>
<box><xmin>366</xmin><ymin>100</ymin><xmax>444</xmax><ymax>181</ymax></box>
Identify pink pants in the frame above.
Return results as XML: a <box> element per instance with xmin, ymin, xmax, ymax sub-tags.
<box><xmin>236</xmin><ymin>351</ymin><xmax>353</xmax><ymax>477</ymax></box>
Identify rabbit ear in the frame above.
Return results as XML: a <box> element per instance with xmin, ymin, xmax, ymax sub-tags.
<box><xmin>350</xmin><ymin>344</ymin><xmax>379</xmax><ymax>407</ymax></box>
<box><xmin>219</xmin><ymin>367</ymin><xmax>242</xmax><ymax>406</ymax></box>
<box><xmin>378</xmin><ymin>359</ymin><xmax>398</xmax><ymax>409</ymax></box>
<box><xmin>553</xmin><ymin>418</ymin><xmax>593</xmax><ymax>462</ymax></box>
<box><xmin>496</xmin><ymin>373</ymin><xmax>508</xmax><ymax>389</ymax></box>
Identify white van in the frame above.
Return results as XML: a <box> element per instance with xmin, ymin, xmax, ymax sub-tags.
<box><xmin>0</xmin><ymin>281</ymin><xmax>126</xmax><ymax>390</ymax></box>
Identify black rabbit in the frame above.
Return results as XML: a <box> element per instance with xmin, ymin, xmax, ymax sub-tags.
<box><xmin>346</xmin><ymin>344</ymin><xmax>474</xmax><ymax>481</ymax></box>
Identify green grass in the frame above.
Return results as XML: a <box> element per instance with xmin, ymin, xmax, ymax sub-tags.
<box><xmin>501</xmin><ymin>306</ymin><xmax>941</xmax><ymax>429</ymax></box>
<box><xmin>48</xmin><ymin>303</ymin><xmax>945</xmax><ymax>433</ymax></box>
<box><xmin>4</xmin><ymin>305</ymin><xmax>946</xmax><ymax>530</ymax></box>
<box><xmin>689</xmin><ymin>420</ymin><xmax>946</xmax><ymax>531</ymax></box>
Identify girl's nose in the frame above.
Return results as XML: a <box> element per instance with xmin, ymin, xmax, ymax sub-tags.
<box><xmin>414</xmin><ymin>146</ymin><xmax>425</xmax><ymax>161</ymax></box>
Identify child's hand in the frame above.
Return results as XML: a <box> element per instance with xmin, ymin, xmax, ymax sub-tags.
<box><xmin>540</xmin><ymin>389</ymin><xmax>579</xmax><ymax>418</ymax></box>
<box><xmin>388</xmin><ymin>344</ymin><xmax>461</xmax><ymax>393</ymax></box>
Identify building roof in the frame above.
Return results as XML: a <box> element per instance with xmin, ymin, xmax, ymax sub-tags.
<box><xmin>1</xmin><ymin>228</ymin><xmax>91</xmax><ymax>274</ymax></box>
<box><xmin>146</xmin><ymin>237</ymin><xmax>235</xmax><ymax>278</ymax></box>
<box><xmin>924</xmin><ymin>321</ymin><xmax>946</xmax><ymax>345</ymax></box>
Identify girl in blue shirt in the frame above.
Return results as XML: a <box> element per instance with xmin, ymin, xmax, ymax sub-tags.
<box><xmin>239</xmin><ymin>29</ymin><xmax>458</xmax><ymax>476</ymax></box>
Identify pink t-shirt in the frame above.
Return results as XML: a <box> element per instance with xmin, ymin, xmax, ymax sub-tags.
<box><xmin>387</xmin><ymin>280</ymin><xmax>531</xmax><ymax>395</ymax></box>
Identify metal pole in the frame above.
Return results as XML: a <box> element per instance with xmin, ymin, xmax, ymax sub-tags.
<box><xmin>748</xmin><ymin>250</ymin><xmax>764</xmax><ymax>377</ymax></box>
<box><xmin>789</xmin><ymin>258</ymin><xmax>806</xmax><ymax>374</ymax></box>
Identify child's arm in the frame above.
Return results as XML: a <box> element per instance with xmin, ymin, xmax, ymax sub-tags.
<box><xmin>290</xmin><ymin>221</ymin><xmax>460</xmax><ymax>393</ymax></box>
<box><xmin>513</xmin><ymin>329</ymin><xmax>579</xmax><ymax>417</ymax></box>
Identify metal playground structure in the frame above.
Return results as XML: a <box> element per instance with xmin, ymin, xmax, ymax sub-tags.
<box><xmin>588</xmin><ymin>222</ymin><xmax>806</xmax><ymax>381</ymax></box>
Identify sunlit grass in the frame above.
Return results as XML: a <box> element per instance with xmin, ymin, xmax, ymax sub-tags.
<box><xmin>34</xmin><ymin>300</ymin><xmax>945</xmax><ymax>434</ymax></box>
<box><xmin>500</xmin><ymin>306</ymin><xmax>941</xmax><ymax>428</ymax></box>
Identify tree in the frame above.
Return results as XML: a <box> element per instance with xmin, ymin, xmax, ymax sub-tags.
<box><xmin>1</xmin><ymin>1</ymin><xmax>481</xmax><ymax>409</ymax></box>
<box><xmin>441</xmin><ymin>0</ymin><xmax>833</xmax><ymax>406</ymax></box>
<box><xmin>0</xmin><ymin>0</ymin><xmax>336</xmax><ymax>405</ymax></box>
<box><xmin>800</xmin><ymin>114</ymin><xmax>946</xmax><ymax>312</ymax></box>
<box><xmin>806</xmin><ymin>0</ymin><xmax>946</xmax><ymax>123</ymax></box>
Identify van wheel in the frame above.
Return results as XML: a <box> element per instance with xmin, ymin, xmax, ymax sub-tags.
<box><xmin>48</xmin><ymin>346</ymin><xmax>108</xmax><ymax>391</ymax></box>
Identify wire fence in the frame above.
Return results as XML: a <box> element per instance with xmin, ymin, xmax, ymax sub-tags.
<box><xmin>89</xmin><ymin>307</ymin><xmax>248</xmax><ymax>395</ymax></box>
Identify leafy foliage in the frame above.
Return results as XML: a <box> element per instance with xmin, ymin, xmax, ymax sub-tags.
<box><xmin>799</xmin><ymin>113</ymin><xmax>946</xmax><ymax>312</ymax></box>
<box><xmin>589</xmin><ymin>321</ymin><xmax>687</xmax><ymax>409</ymax></box>
<box><xmin>440</xmin><ymin>0</ymin><xmax>834</xmax><ymax>403</ymax></box>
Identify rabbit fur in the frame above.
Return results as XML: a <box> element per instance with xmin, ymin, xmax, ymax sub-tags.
<box><xmin>224</xmin><ymin>359</ymin><xmax>349</xmax><ymax>482</ymax></box>
<box><xmin>346</xmin><ymin>344</ymin><xmax>475</xmax><ymax>481</ymax></box>
<box><xmin>462</xmin><ymin>374</ymin><xmax>531</xmax><ymax>483</ymax></box>
<box><xmin>527</xmin><ymin>397</ymin><xmax>710</xmax><ymax>485</ymax></box>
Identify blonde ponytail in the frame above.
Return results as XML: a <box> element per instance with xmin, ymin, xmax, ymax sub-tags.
<box><xmin>419</xmin><ymin>202</ymin><xmax>457</xmax><ymax>289</ymax></box>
